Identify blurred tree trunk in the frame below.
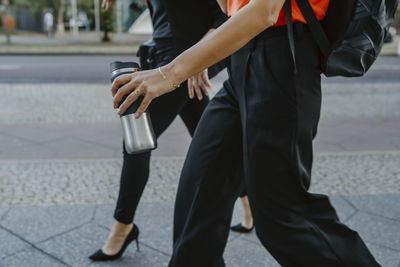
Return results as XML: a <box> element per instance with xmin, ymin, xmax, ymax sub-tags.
<box><xmin>100</xmin><ymin>3</ymin><xmax>115</xmax><ymax>42</ymax></box>
<box><xmin>56</xmin><ymin>0</ymin><xmax>65</xmax><ymax>35</ymax></box>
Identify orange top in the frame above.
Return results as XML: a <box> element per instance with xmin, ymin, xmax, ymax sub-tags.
<box><xmin>227</xmin><ymin>0</ymin><xmax>330</xmax><ymax>26</ymax></box>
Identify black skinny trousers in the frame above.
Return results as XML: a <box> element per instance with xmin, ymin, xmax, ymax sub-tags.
<box><xmin>169</xmin><ymin>25</ymin><xmax>380</xmax><ymax>267</ymax></box>
<box><xmin>113</xmin><ymin>56</ymin><xmax>209</xmax><ymax>224</ymax></box>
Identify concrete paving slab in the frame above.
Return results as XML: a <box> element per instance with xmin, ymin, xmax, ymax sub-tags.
<box><xmin>93</xmin><ymin>202</ymin><xmax>175</xmax><ymax>255</ymax></box>
<box><xmin>71</xmin><ymin>124</ymin><xmax>123</xmax><ymax>150</ymax></box>
<box><xmin>0</xmin><ymin>142</ymin><xmax>57</xmax><ymax>160</ymax></box>
<box><xmin>381</xmin><ymin>117</ymin><xmax>400</xmax><ymax>132</ymax></box>
<box><xmin>42</xmin><ymin>137</ymin><xmax>115</xmax><ymax>159</ymax></box>
<box><xmin>315</xmin><ymin>119</ymin><xmax>363</xmax><ymax>143</ymax></box>
<box><xmin>346</xmin><ymin>212</ymin><xmax>400</xmax><ymax>251</ymax></box>
<box><xmin>315</xmin><ymin>117</ymin><xmax>400</xmax><ymax>152</ymax></box>
<box><xmin>239</xmin><ymin>230</ymin><xmax>260</xmax><ymax>247</ymax></box>
<box><xmin>1</xmin><ymin>247</ymin><xmax>66</xmax><ymax>267</ymax></box>
<box><xmin>0</xmin><ymin>227</ymin><xmax>30</xmax><ymax>259</ymax></box>
<box><xmin>0</xmin><ymin>124</ymin><xmax>75</xmax><ymax>144</ymax></box>
<box><xmin>321</xmin><ymin>83</ymin><xmax>400</xmax><ymax>118</ymax></box>
<box><xmin>367</xmin><ymin>243</ymin><xmax>400</xmax><ymax>267</ymax></box>
<box><xmin>0</xmin><ymin>118</ymin><xmax>190</xmax><ymax>159</ymax></box>
<box><xmin>2</xmin><ymin>116</ymin><xmax>400</xmax><ymax>160</ymax></box>
<box><xmin>2</xmin><ymin>83</ymin><xmax>400</xmax><ymax>126</ymax></box>
<box><xmin>0</xmin><ymin>84</ymin><xmax>116</xmax><ymax>124</ymax></box>
<box><xmin>1</xmin><ymin>205</ymin><xmax>95</xmax><ymax>244</ymax></box>
<box><xmin>0</xmin><ymin>133</ymin><xmax>36</xmax><ymax>150</ymax></box>
<box><xmin>343</xmin><ymin>132</ymin><xmax>400</xmax><ymax>152</ymax></box>
<box><xmin>137</xmin><ymin>202</ymin><xmax>240</xmax><ymax>254</ymax></box>
<box><xmin>87</xmin><ymin>246</ymin><xmax>169</xmax><ymax>267</ymax></box>
<box><xmin>329</xmin><ymin>196</ymin><xmax>357</xmax><ymax>222</ymax></box>
<box><xmin>239</xmin><ymin>194</ymin><xmax>373</xmax><ymax>246</ymax></box>
<box><xmin>37</xmin><ymin>223</ymin><xmax>118</xmax><ymax>266</ymax></box>
<box><xmin>344</xmin><ymin>194</ymin><xmax>400</xmax><ymax>221</ymax></box>
<box><xmin>134</xmin><ymin>202</ymin><xmax>174</xmax><ymax>255</ymax></box>
<box><xmin>224</xmin><ymin>237</ymin><xmax>279</xmax><ymax>267</ymax></box>
<box><xmin>2</xmin><ymin>81</ymin><xmax>400</xmax><ymax>159</ymax></box>
<box><xmin>322</xmin><ymin>82</ymin><xmax>400</xmax><ymax>95</ymax></box>
<box><xmin>0</xmin><ymin>206</ymin><xmax>10</xmax><ymax>221</ymax></box>
<box><xmin>313</xmin><ymin>142</ymin><xmax>348</xmax><ymax>153</ymax></box>
<box><xmin>1</xmin><ymin>198</ymin><xmax>399</xmax><ymax>266</ymax></box>
<box><xmin>92</xmin><ymin>204</ymin><xmax>115</xmax><ymax>229</ymax></box>
<box><xmin>94</xmin><ymin>201</ymin><xmax>241</xmax><ymax>256</ymax></box>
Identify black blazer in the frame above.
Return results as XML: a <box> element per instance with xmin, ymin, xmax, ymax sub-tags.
<box><xmin>163</xmin><ymin>0</ymin><xmax>229</xmax><ymax>78</ymax></box>
<box><xmin>164</xmin><ymin>0</ymin><xmax>227</xmax><ymax>53</ymax></box>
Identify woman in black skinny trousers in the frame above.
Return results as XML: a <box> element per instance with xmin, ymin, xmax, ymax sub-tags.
<box><xmin>113</xmin><ymin>47</ymin><xmax>209</xmax><ymax>226</ymax></box>
<box><xmin>89</xmin><ymin>0</ymin><xmax>226</xmax><ymax>261</ymax></box>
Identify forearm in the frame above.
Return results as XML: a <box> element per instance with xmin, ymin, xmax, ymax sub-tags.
<box><xmin>165</xmin><ymin>0</ymin><xmax>284</xmax><ymax>84</ymax></box>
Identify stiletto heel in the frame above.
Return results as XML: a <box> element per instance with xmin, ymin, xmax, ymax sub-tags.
<box><xmin>89</xmin><ymin>224</ymin><xmax>140</xmax><ymax>261</ymax></box>
<box><xmin>135</xmin><ymin>238</ymin><xmax>140</xmax><ymax>251</ymax></box>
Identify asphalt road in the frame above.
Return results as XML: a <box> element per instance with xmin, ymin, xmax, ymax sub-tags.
<box><xmin>0</xmin><ymin>54</ymin><xmax>399</xmax><ymax>84</ymax></box>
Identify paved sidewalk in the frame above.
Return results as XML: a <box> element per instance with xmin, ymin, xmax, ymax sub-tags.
<box><xmin>0</xmin><ymin>61</ymin><xmax>399</xmax><ymax>266</ymax></box>
<box><xmin>1</xmin><ymin>81</ymin><xmax>400</xmax><ymax>159</ymax></box>
<box><xmin>0</xmin><ymin>194</ymin><xmax>398</xmax><ymax>267</ymax></box>
<box><xmin>0</xmin><ymin>194</ymin><xmax>399</xmax><ymax>266</ymax></box>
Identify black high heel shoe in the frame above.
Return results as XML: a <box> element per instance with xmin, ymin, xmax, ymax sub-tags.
<box><xmin>230</xmin><ymin>223</ymin><xmax>254</xmax><ymax>233</ymax></box>
<box><xmin>89</xmin><ymin>224</ymin><xmax>140</xmax><ymax>261</ymax></box>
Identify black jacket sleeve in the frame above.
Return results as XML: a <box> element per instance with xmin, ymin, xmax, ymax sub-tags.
<box><xmin>210</xmin><ymin>3</ymin><xmax>228</xmax><ymax>29</ymax></box>
<box><xmin>163</xmin><ymin>0</ymin><xmax>228</xmax><ymax>53</ymax></box>
<box><xmin>163</xmin><ymin>0</ymin><xmax>229</xmax><ymax>78</ymax></box>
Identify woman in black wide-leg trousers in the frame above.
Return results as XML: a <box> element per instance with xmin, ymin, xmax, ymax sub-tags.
<box><xmin>168</xmin><ymin>24</ymin><xmax>379</xmax><ymax>267</ymax></box>
<box><xmin>111</xmin><ymin>0</ymin><xmax>380</xmax><ymax>264</ymax></box>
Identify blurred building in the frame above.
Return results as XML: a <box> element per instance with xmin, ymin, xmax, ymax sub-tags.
<box><xmin>1</xmin><ymin>0</ymin><xmax>147</xmax><ymax>34</ymax></box>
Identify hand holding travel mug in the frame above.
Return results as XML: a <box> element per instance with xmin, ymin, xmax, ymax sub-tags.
<box><xmin>110</xmin><ymin>61</ymin><xmax>157</xmax><ymax>154</ymax></box>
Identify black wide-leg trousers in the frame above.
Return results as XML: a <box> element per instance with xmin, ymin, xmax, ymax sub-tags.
<box><xmin>169</xmin><ymin>24</ymin><xmax>379</xmax><ymax>267</ymax></box>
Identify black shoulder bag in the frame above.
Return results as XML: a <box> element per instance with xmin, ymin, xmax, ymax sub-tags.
<box><xmin>137</xmin><ymin>39</ymin><xmax>157</xmax><ymax>71</ymax></box>
<box><xmin>284</xmin><ymin>0</ymin><xmax>399</xmax><ymax>77</ymax></box>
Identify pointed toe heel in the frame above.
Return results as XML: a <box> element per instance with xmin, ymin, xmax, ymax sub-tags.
<box><xmin>89</xmin><ymin>224</ymin><xmax>140</xmax><ymax>261</ymax></box>
<box><xmin>230</xmin><ymin>223</ymin><xmax>254</xmax><ymax>233</ymax></box>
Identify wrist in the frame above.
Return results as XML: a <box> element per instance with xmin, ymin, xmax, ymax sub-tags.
<box><xmin>159</xmin><ymin>63</ymin><xmax>182</xmax><ymax>91</ymax></box>
<box><xmin>163</xmin><ymin>59</ymin><xmax>186</xmax><ymax>86</ymax></box>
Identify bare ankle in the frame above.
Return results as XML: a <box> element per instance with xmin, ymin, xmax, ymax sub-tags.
<box><xmin>113</xmin><ymin>220</ymin><xmax>133</xmax><ymax>234</ymax></box>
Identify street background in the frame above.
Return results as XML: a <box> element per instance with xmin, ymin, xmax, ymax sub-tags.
<box><xmin>1</xmin><ymin>0</ymin><xmax>400</xmax><ymax>266</ymax></box>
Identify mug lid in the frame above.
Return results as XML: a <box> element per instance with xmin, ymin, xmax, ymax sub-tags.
<box><xmin>110</xmin><ymin>61</ymin><xmax>140</xmax><ymax>72</ymax></box>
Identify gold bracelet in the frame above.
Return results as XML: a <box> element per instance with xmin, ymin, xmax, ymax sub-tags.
<box><xmin>158</xmin><ymin>67</ymin><xmax>167</xmax><ymax>79</ymax></box>
<box><xmin>158</xmin><ymin>67</ymin><xmax>180</xmax><ymax>89</ymax></box>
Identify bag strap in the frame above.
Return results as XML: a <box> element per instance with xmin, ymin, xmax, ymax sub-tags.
<box><xmin>283</xmin><ymin>0</ymin><xmax>297</xmax><ymax>74</ymax></box>
<box><xmin>296</xmin><ymin>0</ymin><xmax>332</xmax><ymax>58</ymax></box>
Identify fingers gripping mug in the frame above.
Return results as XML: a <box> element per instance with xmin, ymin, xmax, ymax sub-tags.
<box><xmin>110</xmin><ymin>61</ymin><xmax>157</xmax><ymax>154</ymax></box>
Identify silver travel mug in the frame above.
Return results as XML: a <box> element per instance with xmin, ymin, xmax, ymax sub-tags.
<box><xmin>110</xmin><ymin>61</ymin><xmax>157</xmax><ymax>154</ymax></box>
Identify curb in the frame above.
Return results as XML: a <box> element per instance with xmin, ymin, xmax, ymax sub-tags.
<box><xmin>0</xmin><ymin>38</ymin><xmax>398</xmax><ymax>56</ymax></box>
